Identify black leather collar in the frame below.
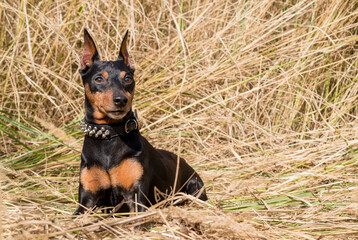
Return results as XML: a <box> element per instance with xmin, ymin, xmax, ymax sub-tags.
<box><xmin>80</xmin><ymin>111</ymin><xmax>138</xmax><ymax>139</ymax></box>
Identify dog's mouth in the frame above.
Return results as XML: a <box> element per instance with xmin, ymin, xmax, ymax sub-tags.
<box><xmin>106</xmin><ymin>110</ymin><xmax>128</xmax><ymax>120</ymax></box>
<box><xmin>109</xmin><ymin>110</ymin><xmax>125</xmax><ymax>115</ymax></box>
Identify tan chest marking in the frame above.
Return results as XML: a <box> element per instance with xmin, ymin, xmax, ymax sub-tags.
<box><xmin>80</xmin><ymin>166</ymin><xmax>111</xmax><ymax>193</ymax></box>
<box><xmin>109</xmin><ymin>158</ymin><xmax>144</xmax><ymax>190</ymax></box>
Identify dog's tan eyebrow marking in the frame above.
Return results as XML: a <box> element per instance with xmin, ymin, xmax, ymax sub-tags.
<box><xmin>80</xmin><ymin>166</ymin><xmax>111</xmax><ymax>193</ymax></box>
<box><xmin>120</xmin><ymin>71</ymin><xmax>126</xmax><ymax>79</ymax></box>
<box><xmin>109</xmin><ymin>158</ymin><xmax>143</xmax><ymax>190</ymax></box>
<box><xmin>101</xmin><ymin>71</ymin><xmax>109</xmax><ymax>79</ymax></box>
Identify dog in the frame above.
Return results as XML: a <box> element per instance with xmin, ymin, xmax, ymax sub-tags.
<box><xmin>73</xmin><ymin>29</ymin><xmax>207</xmax><ymax>215</ymax></box>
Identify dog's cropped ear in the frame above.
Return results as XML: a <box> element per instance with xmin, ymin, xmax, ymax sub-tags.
<box><xmin>80</xmin><ymin>28</ymin><xmax>99</xmax><ymax>70</ymax></box>
<box><xmin>118</xmin><ymin>30</ymin><xmax>131</xmax><ymax>67</ymax></box>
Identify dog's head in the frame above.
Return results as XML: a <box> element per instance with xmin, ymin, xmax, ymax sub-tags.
<box><xmin>79</xmin><ymin>29</ymin><xmax>135</xmax><ymax>124</ymax></box>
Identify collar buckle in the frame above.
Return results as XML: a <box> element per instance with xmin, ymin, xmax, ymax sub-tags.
<box><xmin>124</xmin><ymin>118</ymin><xmax>138</xmax><ymax>134</ymax></box>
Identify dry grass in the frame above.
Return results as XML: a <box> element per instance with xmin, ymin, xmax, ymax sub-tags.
<box><xmin>1</xmin><ymin>0</ymin><xmax>358</xmax><ymax>239</ymax></box>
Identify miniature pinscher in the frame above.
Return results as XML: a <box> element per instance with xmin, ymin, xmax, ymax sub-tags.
<box><xmin>73</xmin><ymin>29</ymin><xmax>207</xmax><ymax>215</ymax></box>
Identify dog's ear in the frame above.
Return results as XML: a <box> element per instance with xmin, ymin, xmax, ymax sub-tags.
<box><xmin>80</xmin><ymin>28</ymin><xmax>99</xmax><ymax>70</ymax></box>
<box><xmin>118</xmin><ymin>30</ymin><xmax>131</xmax><ymax>66</ymax></box>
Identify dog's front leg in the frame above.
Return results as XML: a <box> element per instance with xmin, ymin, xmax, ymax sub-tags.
<box><xmin>124</xmin><ymin>184</ymin><xmax>149</xmax><ymax>214</ymax></box>
<box><xmin>73</xmin><ymin>165</ymin><xmax>111</xmax><ymax>215</ymax></box>
<box><xmin>73</xmin><ymin>185</ymin><xmax>104</xmax><ymax>215</ymax></box>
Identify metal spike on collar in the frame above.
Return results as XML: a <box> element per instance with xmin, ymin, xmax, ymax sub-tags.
<box><xmin>95</xmin><ymin>130</ymin><xmax>102</xmax><ymax>138</ymax></box>
<box><xmin>80</xmin><ymin>123</ymin><xmax>87</xmax><ymax>132</ymax></box>
<box><xmin>102</xmin><ymin>130</ymin><xmax>110</xmax><ymax>138</ymax></box>
<box><xmin>81</xmin><ymin>121</ymin><xmax>111</xmax><ymax>139</ymax></box>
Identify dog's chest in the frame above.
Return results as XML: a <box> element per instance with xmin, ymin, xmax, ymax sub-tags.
<box><xmin>80</xmin><ymin>157</ymin><xmax>143</xmax><ymax>193</ymax></box>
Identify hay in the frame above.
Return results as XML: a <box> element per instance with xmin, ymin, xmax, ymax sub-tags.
<box><xmin>1</xmin><ymin>0</ymin><xmax>358</xmax><ymax>238</ymax></box>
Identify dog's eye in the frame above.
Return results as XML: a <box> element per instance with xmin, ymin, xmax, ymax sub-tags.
<box><xmin>94</xmin><ymin>76</ymin><xmax>104</xmax><ymax>83</ymax></box>
<box><xmin>124</xmin><ymin>75</ymin><xmax>133</xmax><ymax>83</ymax></box>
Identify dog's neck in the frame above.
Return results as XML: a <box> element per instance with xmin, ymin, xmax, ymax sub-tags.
<box><xmin>81</xmin><ymin>110</ymin><xmax>138</xmax><ymax>139</ymax></box>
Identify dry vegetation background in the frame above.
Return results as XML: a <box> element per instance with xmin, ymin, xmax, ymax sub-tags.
<box><xmin>1</xmin><ymin>0</ymin><xmax>358</xmax><ymax>239</ymax></box>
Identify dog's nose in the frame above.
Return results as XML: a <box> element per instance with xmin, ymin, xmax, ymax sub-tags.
<box><xmin>113</xmin><ymin>95</ymin><xmax>128</xmax><ymax>106</ymax></box>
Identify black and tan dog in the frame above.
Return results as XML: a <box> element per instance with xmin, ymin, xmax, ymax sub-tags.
<box><xmin>73</xmin><ymin>29</ymin><xmax>207</xmax><ymax>215</ymax></box>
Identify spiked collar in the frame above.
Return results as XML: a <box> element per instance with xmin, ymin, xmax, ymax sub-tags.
<box><xmin>80</xmin><ymin>111</ymin><xmax>139</xmax><ymax>139</ymax></box>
